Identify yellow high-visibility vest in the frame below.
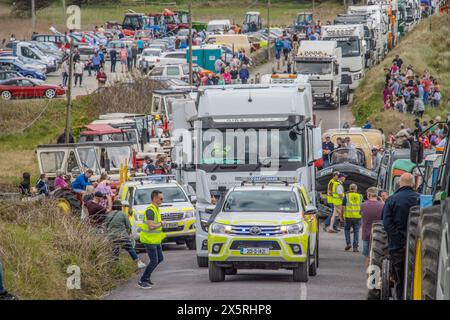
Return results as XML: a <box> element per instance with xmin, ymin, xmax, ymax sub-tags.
<box><xmin>138</xmin><ymin>203</ymin><xmax>165</xmax><ymax>245</ymax></box>
<box><xmin>329</xmin><ymin>180</ymin><xmax>343</xmax><ymax>206</ymax></box>
<box><xmin>343</xmin><ymin>192</ymin><xmax>363</xmax><ymax>219</ymax></box>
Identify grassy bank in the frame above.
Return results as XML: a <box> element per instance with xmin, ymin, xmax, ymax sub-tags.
<box><xmin>0</xmin><ymin>97</ymin><xmax>93</xmax><ymax>187</ymax></box>
<box><xmin>352</xmin><ymin>14</ymin><xmax>450</xmax><ymax>134</ymax></box>
<box><xmin>0</xmin><ymin>0</ymin><xmax>344</xmax><ymax>40</ymax></box>
<box><xmin>0</xmin><ymin>199</ymin><xmax>136</xmax><ymax>299</ymax></box>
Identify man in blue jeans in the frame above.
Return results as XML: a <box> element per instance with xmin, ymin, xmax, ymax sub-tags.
<box><xmin>342</xmin><ymin>184</ymin><xmax>363</xmax><ymax>252</ymax></box>
<box><xmin>138</xmin><ymin>190</ymin><xmax>166</xmax><ymax>289</ymax></box>
<box><xmin>0</xmin><ymin>261</ymin><xmax>17</xmax><ymax>300</ymax></box>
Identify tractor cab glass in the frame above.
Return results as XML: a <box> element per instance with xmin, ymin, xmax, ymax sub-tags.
<box><xmin>329</xmin><ymin>148</ymin><xmax>365</xmax><ymax>166</ymax></box>
<box><xmin>104</xmin><ymin>146</ymin><xmax>132</xmax><ymax>171</ymax></box>
<box><xmin>296</xmin><ymin>14</ymin><xmax>313</xmax><ymax>25</ymax></box>
<box><xmin>76</xmin><ymin>147</ymin><xmax>101</xmax><ymax>174</ymax></box>
<box><xmin>40</xmin><ymin>151</ymin><xmax>65</xmax><ymax>173</ymax></box>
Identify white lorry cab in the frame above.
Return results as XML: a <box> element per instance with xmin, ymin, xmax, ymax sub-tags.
<box><xmin>294</xmin><ymin>40</ymin><xmax>350</xmax><ymax>108</ymax></box>
<box><xmin>347</xmin><ymin>5</ymin><xmax>390</xmax><ymax>62</ymax></box>
<box><xmin>321</xmin><ymin>24</ymin><xmax>366</xmax><ymax>90</ymax></box>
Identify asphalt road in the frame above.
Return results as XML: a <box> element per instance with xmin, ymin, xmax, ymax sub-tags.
<box><xmin>105</xmin><ymin>229</ymin><xmax>368</xmax><ymax>300</ymax></box>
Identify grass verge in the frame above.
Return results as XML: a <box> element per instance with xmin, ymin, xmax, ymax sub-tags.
<box><xmin>0</xmin><ymin>199</ymin><xmax>136</xmax><ymax>299</ymax></box>
<box><xmin>352</xmin><ymin>14</ymin><xmax>450</xmax><ymax>134</ymax></box>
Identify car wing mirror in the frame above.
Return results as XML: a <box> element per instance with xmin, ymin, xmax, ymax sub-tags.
<box><xmin>305</xmin><ymin>205</ymin><xmax>318</xmax><ymax>215</ymax></box>
<box><xmin>121</xmin><ymin>199</ymin><xmax>130</xmax><ymax>208</ymax></box>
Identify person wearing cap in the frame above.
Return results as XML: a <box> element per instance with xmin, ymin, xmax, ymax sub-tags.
<box><xmin>104</xmin><ymin>200</ymin><xmax>146</xmax><ymax>269</ymax></box>
<box><xmin>322</xmin><ymin>134</ymin><xmax>335</xmax><ymax>168</ymax></box>
<box><xmin>85</xmin><ymin>191</ymin><xmax>108</xmax><ymax>227</ymax></box>
<box><xmin>342</xmin><ymin>184</ymin><xmax>363</xmax><ymax>252</ymax></box>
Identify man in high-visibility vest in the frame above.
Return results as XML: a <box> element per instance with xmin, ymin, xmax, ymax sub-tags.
<box><xmin>326</xmin><ymin>172</ymin><xmax>346</xmax><ymax>233</ymax></box>
<box><xmin>324</xmin><ymin>171</ymin><xmax>340</xmax><ymax>232</ymax></box>
<box><xmin>138</xmin><ymin>190</ymin><xmax>166</xmax><ymax>289</ymax></box>
<box><xmin>342</xmin><ymin>184</ymin><xmax>363</xmax><ymax>252</ymax></box>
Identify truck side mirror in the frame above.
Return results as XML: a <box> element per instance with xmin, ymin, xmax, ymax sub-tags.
<box><xmin>410</xmin><ymin>140</ymin><xmax>423</xmax><ymax>164</ymax></box>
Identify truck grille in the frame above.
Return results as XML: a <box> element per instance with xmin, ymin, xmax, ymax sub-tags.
<box><xmin>341</xmin><ymin>74</ymin><xmax>352</xmax><ymax>85</ymax></box>
<box><xmin>230</xmin><ymin>240</ymin><xmax>281</xmax><ymax>250</ymax></box>
<box><xmin>162</xmin><ymin>225</ymin><xmax>184</xmax><ymax>232</ymax></box>
<box><xmin>161</xmin><ymin>212</ymin><xmax>184</xmax><ymax>221</ymax></box>
<box><xmin>310</xmin><ymin>80</ymin><xmax>332</xmax><ymax>95</ymax></box>
<box><xmin>230</xmin><ymin>225</ymin><xmax>282</xmax><ymax>236</ymax></box>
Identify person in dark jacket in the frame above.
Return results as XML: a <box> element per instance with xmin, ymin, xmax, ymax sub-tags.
<box><xmin>104</xmin><ymin>200</ymin><xmax>146</xmax><ymax>269</ymax></box>
<box><xmin>18</xmin><ymin>172</ymin><xmax>31</xmax><ymax>196</ymax></box>
<box><xmin>382</xmin><ymin>172</ymin><xmax>419</xmax><ymax>298</ymax></box>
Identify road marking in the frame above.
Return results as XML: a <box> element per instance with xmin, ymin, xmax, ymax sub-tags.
<box><xmin>300</xmin><ymin>283</ymin><xmax>307</xmax><ymax>300</ymax></box>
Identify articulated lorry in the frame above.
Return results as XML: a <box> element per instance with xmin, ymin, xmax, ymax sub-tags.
<box><xmin>321</xmin><ymin>24</ymin><xmax>366</xmax><ymax>90</ymax></box>
<box><xmin>294</xmin><ymin>40</ymin><xmax>350</xmax><ymax>108</ymax></box>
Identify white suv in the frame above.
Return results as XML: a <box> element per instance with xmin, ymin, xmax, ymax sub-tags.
<box><xmin>147</xmin><ymin>63</ymin><xmax>190</xmax><ymax>82</ymax></box>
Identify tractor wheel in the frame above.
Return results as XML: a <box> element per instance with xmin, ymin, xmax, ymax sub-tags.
<box><xmin>52</xmin><ymin>189</ymin><xmax>82</xmax><ymax>216</ymax></box>
<box><xmin>367</xmin><ymin>221</ymin><xmax>389</xmax><ymax>300</ymax></box>
<box><xmin>436</xmin><ymin>202</ymin><xmax>450</xmax><ymax>300</ymax></box>
<box><xmin>416</xmin><ymin>209</ymin><xmax>442</xmax><ymax>300</ymax></box>
<box><xmin>404</xmin><ymin>206</ymin><xmax>420</xmax><ymax>299</ymax></box>
<box><xmin>380</xmin><ymin>258</ymin><xmax>392</xmax><ymax>300</ymax></box>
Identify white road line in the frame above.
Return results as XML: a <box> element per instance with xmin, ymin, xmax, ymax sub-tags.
<box><xmin>300</xmin><ymin>283</ymin><xmax>307</xmax><ymax>300</ymax></box>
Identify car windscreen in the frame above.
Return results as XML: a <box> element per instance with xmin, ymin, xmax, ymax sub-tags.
<box><xmin>134</xmin><ymin>186</ymin><xmax>188</xmax><ymax>205</ymax></box>
<box><xmin>223</xmin><ymin>190</ymin><xmax>298</xmax><ymax>213</ymax></box>
<box><xmin>143</xmin><ymin>50</ymin><xmax>161</xmax><ymax>56</ymax></box>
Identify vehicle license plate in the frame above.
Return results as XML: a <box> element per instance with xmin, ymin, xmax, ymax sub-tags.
<box><xmin>240</xmin><ymin>248</ymin><xmax>270</xmax><ymax>255</ymax></box>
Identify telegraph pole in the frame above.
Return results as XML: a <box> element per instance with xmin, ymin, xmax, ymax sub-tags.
<box><xmin>65</xmin><ymin>37</ymin><xmax>74</xmax><ymax>143</ymax></box>
<box><xmin>188</xmin><ymin>0</ymin><xmax>193</xmax><ymax>85</ymax></box>
<box><xmin>31</xmin><ymin>0</ymin><xmax>36</xmax><ymax>32</ymax></box>
<box><xmin>267</xmin><ymin>0</ymin><xmax>271</xmax><ymax>61</ymax></box>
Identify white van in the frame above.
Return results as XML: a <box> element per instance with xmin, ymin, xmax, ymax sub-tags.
<box><xmin>206</xmin><ymin>20</ymin><xmax>232</xmax><ymax>34</ymax></box>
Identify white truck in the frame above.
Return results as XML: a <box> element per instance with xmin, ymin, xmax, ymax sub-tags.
<box><xmin>321</xmin><ymin>24</ymin><xmax>366</xmax><ymax>90</ymax></box>
<box><xmin>294</xmin><ymin>40</ymin><xmax>350</xmax><ymax>108</ymax></box>
<box><xmin>167</xmin><ymin>84</ymin><xmax>323</xmax><ymax>267</ymax></box>
<box><xmin>170</xmin><ymin>84</ymin><xmax>322</xmax><ymax>200</ymax></box>
<box><xmin>347</xmin><ymin>5</ymin><xmax>390</xmax><ymax>63</ymax></box>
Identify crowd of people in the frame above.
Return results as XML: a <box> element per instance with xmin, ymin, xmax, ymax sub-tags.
<box><xmin>383</xmin><ymin>55</ymin><xmax>443</xmax><ymax>115</ymax></box>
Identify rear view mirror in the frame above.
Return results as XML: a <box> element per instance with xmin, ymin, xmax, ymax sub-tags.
<box><xmin>289</xmin><ymin>130</ymin><xmax>298</xmax><ymax>141</ymax></box>
<box><xmin>121</xmin><ymin>200</ymin><xmax>130</xmax><ymax>208</ymax></box>
<box><xmin>410</xmin><ymin>140</ymin><xmax>423</xmax><ymax>164</ymax></box>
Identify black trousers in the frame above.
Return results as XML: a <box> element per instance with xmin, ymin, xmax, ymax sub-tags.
<box><xmin>390</xmin><ymin>248</ymin><xmax>406</xmax><ymax>299</ymax></box>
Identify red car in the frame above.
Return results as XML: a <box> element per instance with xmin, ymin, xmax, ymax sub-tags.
<box><xmin>0</xmin><ymin>77</ymin><xmax>65</xmax><ymax>100</ymax></box>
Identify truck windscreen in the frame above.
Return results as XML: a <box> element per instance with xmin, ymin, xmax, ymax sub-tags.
<box><xmin>336</xmin><ymin>39</ymin><xmax>360</xmax><ymax>57</ymax></box>
<box><xmin>200</xmin><ymin>128</ymin><xmax>304</xmax><ymax>165</ymax></box>
<box><xmin>295</xmin><ymin>61</ymin><xmax>331</xmax><ymax>75</ymax></box>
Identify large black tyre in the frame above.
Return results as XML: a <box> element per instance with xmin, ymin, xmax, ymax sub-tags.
<box><xmin>185</xmin><ymin>238</ymin><xmax>196</xmax><ymax>250</ymax></box>
<box><xmin>293</xmin><ymin>262</ymin><xmax>309</xmax><ymax>282</ymax></box>
<box><xmin>309</xmin><ymin>237</ymin><xmax>318</xmax><ymax>276</ymax></box>
<box><xmin>436</xmin><ymin>202</ymin><xmax>450</xmax><ymax>300</ymax></box>
<box><xmin>418</xmin><ymin>209</ymin><xmax>442</xmax><ymax>300</ymax></box>
<box><xmin>208</xmin><ymin>261</ymin><xmax>225</xmax><ymax>282</ymax></box>
<box><xmin>367</xmin><ymin>221</ymin><xmax>389</xmax><ymax>300</ymax></box>
<box><xmin>52</xmin><ymin>189</ymin><xmax>82</xmax><ymax>216</ymax></box>
<box><xmin>381</xmin><ymin>258</ymin><xmax>392</xmax><ymax>300</ymax></box>
<box><xmin>404</xmin><ymin>206</ymin><xmax>420</xmax><ymax>299</ymax></box>
<box><xmin>197</xmin><ymin>255</ymin><xmax>208</xmax><ymax>268</ymax></box>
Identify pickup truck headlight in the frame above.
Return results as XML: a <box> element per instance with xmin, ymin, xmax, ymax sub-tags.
<box><xmin>210</xmin><ymin>222</ymin><xmax>231</xmax><ymax>234</ymax></box>
<box><xmin>184</xmin><ymin>210</ymin><xmax>195</xmax><ymax>219</ymax></box>
<box><xmin>353</xmin><ymin>73</ymin><xmax>362</xmax><ymax>80</ymax></box>
<box><xmin>281</xmin><ymin>222</ymin><xmax>305</xmax><ymax>235</ymax></box>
